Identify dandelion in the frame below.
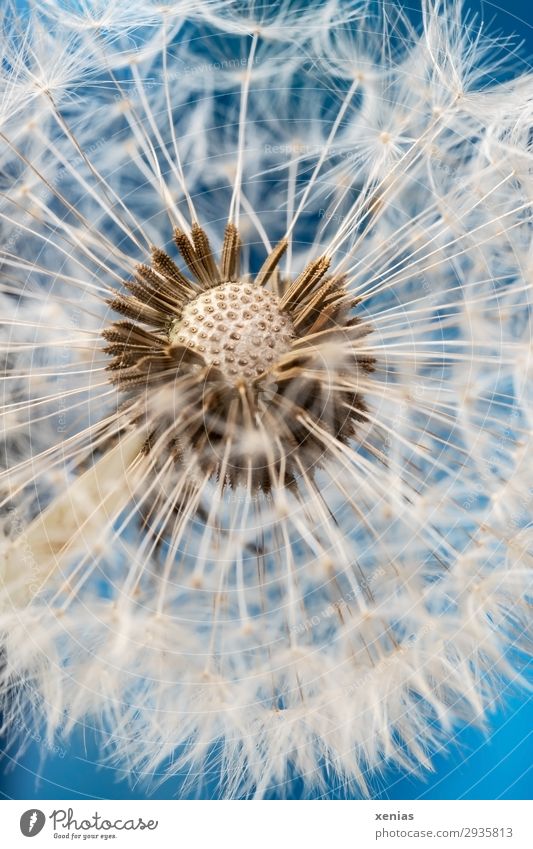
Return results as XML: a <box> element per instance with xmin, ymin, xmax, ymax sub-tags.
<box><xmin>0</xmin><ymin>0</ymin><xmax>531</xmax><ymax>798</ymax></box>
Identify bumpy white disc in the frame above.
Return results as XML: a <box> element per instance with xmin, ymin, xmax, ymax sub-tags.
<box><xmin>169</xmin><ymin>281</ymin><xmax>294</xmax><ymax>381</ymax></box>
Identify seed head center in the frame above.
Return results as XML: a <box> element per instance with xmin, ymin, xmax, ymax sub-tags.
<box><xmin>169</xmin><ymin>281</ymin><xmax>294</xmax><ymax>381</ymax></box>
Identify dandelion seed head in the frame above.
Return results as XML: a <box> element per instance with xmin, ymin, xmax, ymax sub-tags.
<box><xmin>169</xmin><ymin>281</ymin><xmax>295</xmax><ymax>380</ymax></box>
<box><xmin>103</xmin><ymin>223</ymin><xmax>373</xmax><ymax>491</ymax></box>
<box><xmin>0</xmin><ymin>0</ymin><xmax>532</xmax><ymax>800</ymax></box>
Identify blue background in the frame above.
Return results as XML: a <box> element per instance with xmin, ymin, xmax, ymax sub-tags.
<box><xmin>1</xmin><ymin>0</ymin><xmax>532</xmax><ymax>800</ymax></box>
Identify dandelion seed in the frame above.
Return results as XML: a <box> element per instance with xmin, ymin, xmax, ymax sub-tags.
<box><xmin>0</xmin><ymin>0</ymin><xmax>531</xmax><ymax>799</ymax></box>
